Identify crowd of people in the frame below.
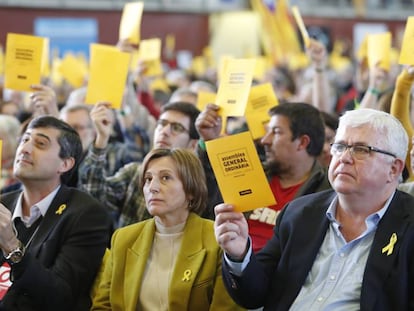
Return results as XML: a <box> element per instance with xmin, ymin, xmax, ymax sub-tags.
<box><xmin>0</xmin><ymin>31</ymin><xmax>413</xmax><ymax>311</ymax></box>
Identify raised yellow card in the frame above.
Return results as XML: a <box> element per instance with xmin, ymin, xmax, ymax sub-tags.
<box><xmin>206</xmin><ymin>131</ymin><xmax>276</xmax><ymax>212</ymax></box>
<box><xmin>399</xmin><ymin>16</ymin><xmax>414</xmax><ymax>65</ymax></box>
<box><xmin>138</xmin><ymin>38</ymin><xmax>161</xmax><ymax>61</ymax></box>
<box><xmin>367</xmin><ymin>32</ymin><xmax>391</xmax><ymax>70</ymax></box>
<box><xmin>245</xmin><ymin>83</ymin><xmax>279</xmax><ymax>140</ymax></box>
<box><xmin>291</xmin><ymin>6</ymin><xmax>310</xmax><ymax>47</ymax></box>
<box><xmin>0</xmin><ymin>45</ymin><xmax>4</xmax><ymax>76</ymax></box>
<box><xmin>191</xmin><ymin>56</ymin><xmax>207</xmax><ymax>77</ymax></box>
<box><xmin>197</xmin><ymin>91</ymin><xmax>216</xmax><ymax>112</ymax></box>
<box><xmin>119</xmin><ymin>2</ymin><xmax>144</xmax><ymax>45</ymax></box>
<box><xmin>165</xmin><ymin>34</ymin><xmax>175</xmax><ymax>52</ymax></box>
<box><xmin>59</xmin><ymin>53</ymin><xmax>88</xmax><ymax>88</ymax></box>
<box><xmin>4</xmin><ymin>33</ymin><xmax>45</xmax><ymax>91</ymax></box>
<box><xmin>215</xmin><ymin>58</ymin><xmax>256</xmax><ymax>117</ymax></box>
<box><xmin>85</xmin><ymin>44</ymin><xmax>131</xmax><ymax>109</ymax></box>
<box><xmin>143</xmin><ymin>59</ymin><xmax>163</xmax><ymax>77</ymax></box>
<box><xmin>41</xmin><ymin>38</ymin><xmax>50</xmax><ymax>77</ymax></box>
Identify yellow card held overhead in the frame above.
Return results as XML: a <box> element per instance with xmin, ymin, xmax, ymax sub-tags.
<box><xmin>399</xmin><ymin>16</ymin><xmax>414</xmax><ymax>65</ymax></box>
<box><xmin>59</xmin><ymin>53</ymin><xmax>88</xmax><ymax>88</ymax></box>
<box><xmin>367</xmin><ymin>32</ymin><xmax>391</xmax><ymax>70</ymax></box>
<box><xmin>291</xmin><ymin>6</ymin><xmax>310</xmax><ymax>47</ymax></box>
<box><xmin>197</xmin><ymin>91</ymin><xmax>216</xmax><ymax>112</ymax></box>
<box><xmin>206</xmin><ymin>131</ymin><xmax>276</xmax><ymax>212</ymax></box>
<box><xmin>215</xmin><ymin>58</ymin><xmax>256</xmax><ymax>117</ymax></box>
<box><xmin>4</xmin><ymin>33</ymin><xmax>45</xmax><ymax>91</ymax></box>
<box><xmin>85</xmin><ymin>44</ymin><xmax>131</xmax><ymax>109</ymax></box>
<box><xmin>119</xmin><ymin>1</ymin><xmax>144</xmax><ymax>45</ymax></box>
<box><xmin>245</xmin><ymin>83</ymin><xmax>279</xmax><ymax>140</ymax></box>
<box><xmin>138</xmin><ymin>38</ymin><xmax>162</xmax><ymax>61</ymax></box>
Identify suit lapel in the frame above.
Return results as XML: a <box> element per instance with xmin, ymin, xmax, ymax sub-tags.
<box><xmin>169</xmin><ymin>213</ymin><xmax>206</xmax><ymax>310</ymax></box>
<box><xmin>124</xmin><ymin>220</ymin><xmax>155</xmax><ymax>309</ymax></box>
<box><xmin>286</xmin><ymin>194</ymin><xmax>333</xmax><ymax>291</ymax></box>
<box><xmin>360</xmin><ymin>191</ymin><xmax>410</xmax><ymax>310</ymax></box>
<box><xmin>28</xmin><ymin>186</ymin><xmax>71</xmax><ymax>255</ymax></box>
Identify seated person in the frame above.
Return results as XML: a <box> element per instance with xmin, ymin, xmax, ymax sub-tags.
<box><xmin>91</xmin><ymin>148</ymin><xmax>244</xmax><ymax>310</ymax></box>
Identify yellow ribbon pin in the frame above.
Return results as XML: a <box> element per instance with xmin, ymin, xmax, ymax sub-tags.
<box><xmin>55</xmin><ymin>204</ymin><xmax>67</xmax><ymax>215</ymax></box>
<box><xmin>382</xmin><ymin>233</ymin><xmax>397</xmax><ymax>256</ymax></box>
<box><xmin>182</xmin><ymin>269</ymin><xmax>192</xmax><ymax>282</ymax></box>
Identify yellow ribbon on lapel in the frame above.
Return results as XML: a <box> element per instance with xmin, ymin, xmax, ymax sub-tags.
<box><xmin>55</xmin><ymin>204</ymin><xmax>67</xmax><ymax>215</ymax></box>
<box><xmin>382</xmin><ymin>233</ymin><xmax>397</xmax><ymax>256</ymax></box>
<box><xmin>182</xmin><ymin>269</ymin><xmax>192</xmax><ymax>282</ymax></box>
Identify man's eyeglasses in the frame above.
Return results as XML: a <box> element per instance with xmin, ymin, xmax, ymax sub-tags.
<box><xmin>156</xmin><ymin>119</ymin><xmax>189</xmax><ymax>135</ymax></box>
<box><xmin>330</xmin><ymin>143</ymin><xmax>397</xmax><ymax>160</ymax></box>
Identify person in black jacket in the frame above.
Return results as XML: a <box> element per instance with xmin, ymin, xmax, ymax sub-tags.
<box><xmin>215</xmin><ymin>108</ymin><xmax>413</xmax><ymax>310</ymax></box>
<box><xmin>0</xmin><ymin>116</ymin><xmax>111</xmax><ymax>311</ymax></box>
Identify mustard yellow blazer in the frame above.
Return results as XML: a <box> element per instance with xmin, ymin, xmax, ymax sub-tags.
<box><xmin>91</xmin><ymin>213</ymin><xmax>245</xmax><ymax>311</ymax></box>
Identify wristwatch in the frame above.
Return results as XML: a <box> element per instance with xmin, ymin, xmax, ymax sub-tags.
<box><xmin>5</xmin><ymin>241</ymin><xmax>26</xmax><ymax>265</ymax></box>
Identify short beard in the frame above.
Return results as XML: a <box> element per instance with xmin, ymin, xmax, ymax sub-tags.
<box><xmin>264</xmin><ymin>159</ymin><xmax>288</xmax><ymax>177</ymax></box>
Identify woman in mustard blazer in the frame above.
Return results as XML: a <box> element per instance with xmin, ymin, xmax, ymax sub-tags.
<box><xmin>91</xmin><ymin>148</ymin><xmax>244</xmax><ymax>311</ymax></box>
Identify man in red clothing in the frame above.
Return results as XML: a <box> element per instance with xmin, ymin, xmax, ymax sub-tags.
<box><xmin>196</xmin><ymin>102</ymin><xmax>331</xmax><ymax>251</ymax></box>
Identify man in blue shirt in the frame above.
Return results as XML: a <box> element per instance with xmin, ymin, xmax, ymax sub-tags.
<box><xmin>215</xmin><ymin>108</ymin><xmax>414</xmax><ymax>310</ymax></box>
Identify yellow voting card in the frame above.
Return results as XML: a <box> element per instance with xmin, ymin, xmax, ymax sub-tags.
<box><xmin>138</xmin><ymin>38</ymin><xmax>161</xmax><ymax>61</ymax></box>
<box><xmin>119</xmin><ymin>2</ymin><xmax>144</xmax><ymax>45</ymax></box>
<box><xmin>215</xmin><ymin>58</ymin><xmax>255</xmax><ymax>117</ymax></box>
<box><xmin>291</xmin><ymin>6</ymin><xmax>310</xmax><ymax>47</ymax></box>
<box><xmin>197</xmin><ymin>91</ymin><xmax>216</xmax><ymax>112</ymax></box>
<box><xmin>0</xmin><ymin>45</ymin><xmax>4</xmax><ymax>76</ymax></box>
<box><xmin>191</xmin><ymin>56</ymin><xmax>207</xmax><ymax>77</ymax></box>
<box><xmin>143</xmin><ymin>59</ymin><xmax>163</xmax><ymax>77</ymax></box>
<box><xmin>4</xmin><ymin>33</ymin><xmax>45</xmax><ymax>91</ymax></box>
<box><xmin>206</xmin><ymin>131</ymin><xmax>276</xmax><ymax>212</ymax></box>
<box><xmin>59</xmin><ymin>53</ymin><xmax>88</xmax><ymax>88</ymax></box>
<box><xmin>41</xmin><ymin>38</ymin><xmax>50</xmax><ymax>77</ymax></box>
<box><xmin>165</xmin><ymin>34</ymin><xmax>175</xmax><ymax>52</ymax></box>
<box><xmin>399</xmin><ymin>16</ymin><xmax>414</xmax><ymax>65</ymax></box>
<box><xmin>367</xmin><ymin>32</ymin><xmax>391</xmax><ymax>70</ymax></box>
<box><xmin>85</xmin><ymin>44</ymin><xmax>131</xmax><ymax>109</ymax></box>
<box><xmin>245</xmin><ymin>83</ymin><xmax>278</xmax><ymax>140</ymax></box>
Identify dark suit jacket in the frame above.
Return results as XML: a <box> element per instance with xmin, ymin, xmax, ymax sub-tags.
<box><xmin>223</xmin><ymin>189</ymin><xmax>414</xmax><ymax>311</ymax></box>
<box><xmin>0</xmin><ymin>185</ymin><xmax>111</xmax><ymax>311</ymax></box>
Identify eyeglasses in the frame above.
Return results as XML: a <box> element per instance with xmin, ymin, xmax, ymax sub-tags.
<box><xmin>330</xmin><ymin>143</ymin><xmax>397</xmax><ymax>160</ymax></box>
<box><xmin>156</xmin><ymin>119</ymin><xmax>189</xmax><ymax>135</ymax></box>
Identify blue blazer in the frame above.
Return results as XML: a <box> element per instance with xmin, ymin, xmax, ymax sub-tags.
<box><xmin>0</xmin><ymin>185</ymin><xmax>111</xmax><ymax>311</ymax></box>
<box><xmin>223</xmin><ymin>189</ymin><xmax>414</xmax><ymax>311</ymax></box>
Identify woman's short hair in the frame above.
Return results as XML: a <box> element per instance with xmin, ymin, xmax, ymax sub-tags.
<box><xmin>140</xmin><ymin>148</ymin><xmax>207</xmax><ymax>215</ymax></box>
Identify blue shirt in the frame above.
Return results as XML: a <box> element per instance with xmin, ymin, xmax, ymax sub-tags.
<box><xmin>289</xmin><ymin>194</ymin><xmax>392</xmax><ymax>310</ymax></box>
<box><xmin>226</xmin><ymin>192</ymin><xmax>394</xmax><ymax>310</ymax></box>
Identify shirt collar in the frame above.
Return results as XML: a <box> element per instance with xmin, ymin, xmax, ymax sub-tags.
<box><xmin>13</xmin><ymin>185</ymin><xmax>61</xmax><ymax>225</ymax></box>
<box><xmin>326</xmin><ymin>191</ymin><xmax>395</xmax><ymax>227</ymax></box>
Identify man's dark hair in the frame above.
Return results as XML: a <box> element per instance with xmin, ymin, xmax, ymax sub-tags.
<box><xmin>27</xmin><ymin>116</ymin><xmax>82</xmax><ymax>185</ymax></box>
<box><xmin>161</xmin><ymin>102</ymin><xmax>200</xmax><ymax>139</ymax></box>
<box><xmin>268</xmin><ymin>102</ymin><xmax>325</xmax><ymax>156</ymax></box>
<box><xmin>320</xmin><ymin>111</ymin><xmax>339</xmax><ymax>131</ymax></box>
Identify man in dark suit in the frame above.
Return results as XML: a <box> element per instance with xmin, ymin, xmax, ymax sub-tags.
<box><xmin>0</xmin><ymin>116</ymin><xmax>111</xmax><ymax>311</ymax></box>
<box><xmin>214</xmin><ymin>108</ymin><xmax>414</xmax><ymax>310</ymax></box>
